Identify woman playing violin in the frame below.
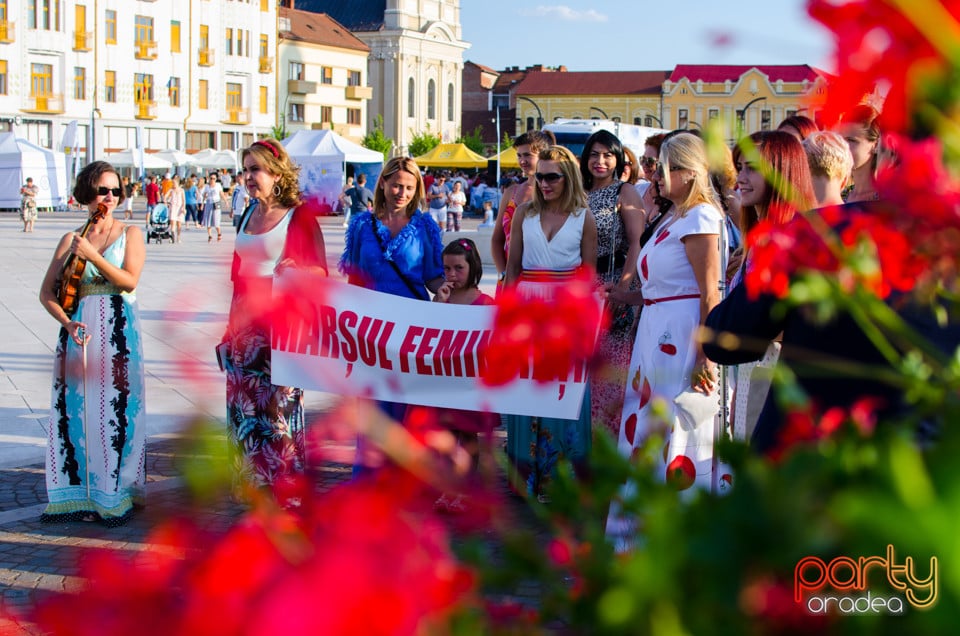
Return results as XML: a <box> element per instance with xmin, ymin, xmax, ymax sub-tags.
<box><xmin>38</xmin><ymin>160</ymin><xmax>147</xmax><ymax>526</ymax></box>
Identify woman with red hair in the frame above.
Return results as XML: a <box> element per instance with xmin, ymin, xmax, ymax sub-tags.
<box><xmin>726</xmin><ymin>131</ymin><xmax>816</xmax><ymax>440</ymax></box>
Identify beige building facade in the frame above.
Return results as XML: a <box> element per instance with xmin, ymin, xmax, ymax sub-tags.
<box><xmin>277</xmin><ymin>8</ymin><xmax>371</xmax><ymax>143</ymax></box>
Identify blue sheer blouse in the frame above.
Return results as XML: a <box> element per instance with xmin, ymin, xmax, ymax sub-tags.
<box><xmin>338</xmin><ymin>210</ymin><xmax>443</xmax><ymax>299</ymax></box>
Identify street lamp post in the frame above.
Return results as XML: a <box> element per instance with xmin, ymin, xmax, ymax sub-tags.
<box><xmin>516</xmin><ymin>96</ymin><xmax>544</xmax><ymax>130</ymax></box>
<box><xmin>87</xmin><ymin>108</ymin><xmax>101</xmax><ymax>164</ymax></box>
<box><xmin>738</xmin><ymin>96</ymin><xmax>768</xmax><ymax>133</ymax></box>
<box><xmin>589</xmin><ymin>106</ymin><xmax>609</xmax><ymax>120</ymax></box>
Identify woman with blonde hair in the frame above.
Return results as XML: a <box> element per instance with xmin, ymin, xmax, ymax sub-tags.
<box><xmin>223</xmin><ymin>138</ymin><xmax>328</xmax><ymax>492</ymax></box>
<box><xmin>606</xmin><ymin>132</ymin><xmax>724</xmax><ymax>550</ymax></box>
<box><xmin>339</xmin><ymin>156</ymin><xmax>443</xmax><ymax>436</ymax></box>
<box><xmin>504</xmin><ymin>145</ymin><xmax>597</xmax><ymax>500</ymax></box>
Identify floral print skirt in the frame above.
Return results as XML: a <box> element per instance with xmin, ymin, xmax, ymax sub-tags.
<box><xmin>226</xmin><ymin>322</ymin><xmax>305</xmax><ymax>491</ymax></box>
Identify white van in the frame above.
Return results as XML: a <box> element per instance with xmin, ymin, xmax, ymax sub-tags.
<box><xmin>542</xmin><ymin>118</ymin><xmax>669</xmax><ymax>160</ymax></box>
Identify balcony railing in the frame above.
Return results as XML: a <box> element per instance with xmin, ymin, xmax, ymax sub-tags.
<box><xmin>73</xmin><ymin>30</ymin><xmax>93</xmax><ymax>51</ymax></box>
<box><xmin>135</xmin><ymin>100</ymin><xmax>158</xmax><ymax>119</ymax></box>
<box><xmin>258</xmin><ymin>56</ymin><xmax>273</xmax><ymax>73</ymax></box>
<box><xmin>135</xmin><ymin>40</ymin><xmax>158</xmax><ymax>60</ymax></box>
<box><xmin>222</xmin><ymin>107</ymin><xmax>251</xmax><ymax>125</ymax></box>
<box><xmin>24</xmin><ymin>93</ymin><xmax>64</xmax><ymax>114</ymax></box>
<box><xmin>287</xmin><ymin>79</ymin><xmax>317</xmax><ymax>95</ymax></box>
<box><xmin>198</xmin><ymin>47</ymin><xmax>215</xmax><ymax>66</ymax></box>
<box><xmin>345</xmin><ymin>85</ymin><xmax>372</xmax><ymax>100</ymax></box>
<box><xmin>0</xmin><ymin>20</ymin><xmax>14</xmax><ymax>43</ymax></box>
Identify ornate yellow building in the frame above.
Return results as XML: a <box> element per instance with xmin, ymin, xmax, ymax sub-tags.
<box><xmin>662</xmin><ymin>65</ymin><xmax>828</xmax><ymax>139</ymax></box>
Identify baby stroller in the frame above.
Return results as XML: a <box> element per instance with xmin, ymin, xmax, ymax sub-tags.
<box><xmin>146</xmin><ymin>203</ymin><xmax>174</xmax><ymax>244</ymax></box>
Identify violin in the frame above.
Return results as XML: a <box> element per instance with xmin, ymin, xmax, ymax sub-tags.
<box><xmin>57</xmin><ymin>203</ymin><xmax>107</xmax><ymax>316</ymax></box>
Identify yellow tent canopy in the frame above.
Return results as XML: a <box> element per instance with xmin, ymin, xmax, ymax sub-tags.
<box><xmin>492</xmin><ymin>146</ymin><xmax>520</xmax><ymax>169</ymax></box>
<box><xmin>413</xmin><ymin>143</ymin><xmax>488</xmax><ymax>169</ymax></box>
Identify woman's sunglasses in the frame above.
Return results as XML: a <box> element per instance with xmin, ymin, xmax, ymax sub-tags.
<box><xmin>534</xmin><ymin>172</ymin><xmax>564</xmax><ymax>184</ymax></box>
<box><xmin>97</xmin><ymin>186</ymin><xmax>123</xmax><ymax>197</ymax></box>
<box><xmin>640</xmin><ymin>157</ymin><xmax>659</xmax><ymax>169</ymax></box>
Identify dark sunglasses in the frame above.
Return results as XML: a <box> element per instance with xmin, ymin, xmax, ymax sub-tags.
<box><xmin>534</xmin><ymin>172</ymin><xmax>564</xmax><ymax>184</ymax></box>
<box><xmin>97</xmin><ymin>186</ymin><xmax>122</xmax><ymax>197</ymax></box>
<box><xmin>640</xmin><ymin>157</ymin><xmax>659</xmax><ymax>168</ymax></box>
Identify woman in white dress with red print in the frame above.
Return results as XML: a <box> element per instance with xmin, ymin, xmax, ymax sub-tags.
<box><xmin>606</xmin><ymin>133</ymin><xmax>722</xmax><ymax>551</ymax></box>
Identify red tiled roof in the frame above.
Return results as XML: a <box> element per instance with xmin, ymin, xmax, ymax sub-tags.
<box><xmin>516</xmin><ymin>71</ymin><xmax>670</xmax><ymax>96</ymax></box>
<box><xmin>670</xmin><ymin>65</ymin><xmax>821</xmax><ymax>83</ymax></box>
<box><xmin>466</xmin><ymin>61</ymin><xmax>498</xmax><ymax>76</ymax></box>
<box><xmin>279</xmin><ymin>8</ymin><xmax>370</xmax><ymax>52</ymax></box>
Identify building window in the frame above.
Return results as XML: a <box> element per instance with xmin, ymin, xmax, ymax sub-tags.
<box><xmin>288</xmin><ymin>103</ymin><xmax>304</xmax><ymax>123</ymax></box>
<box><xmin>447</xmin><ymin>83</ymin><xmax>454</xmax><ymax>121</ymax></box>
<box><xmin>105</xmin><ymin>9</ymin><xmax>116</xmax><ymax>43</ymax></box>
<box><xmin>169</xmin><ymin>76</ymin><xmax>180</xmax><ymax>107</ymax></box>
<box><xmin>226</xmin><ymin>82</ymin><xmax>242</xmax><ymax>112</ymax></box>
<box><xmin>761</xmin><ymin>109</ymin><xmax>772</xmax><ymax>131</ymax></box>
<box><xmin>347</xmin><ymin>108</ymin><xmax>361</xmax><ymax>125</ymax></box>
<box><xmin>644</xmin><ymin>116</ymin><xmax>654</xmax><ymax>127</ymax></box>
<box><xmin>348</xmin><ymin>70</ymin><xmax>361</xmax><ymax>87</ymax></box>
<box><xmin>526</xmin><ymin>116</ymin><xmax>534</xmax><ymax>131</ymax></box>
<box><xmin>73</xmin><ymin>66</ymin><xmax>86</xmax><ymax>100</ymax></box>
<box><xmin>199</xmin><ymin>79</ymin><xmax>208</xmax><ymax>109</ymax></box>
<box><xmin>260</xmin><ymin>0</ymin><xmax>268</xmax><ymax>11</ymax></box>
<box><xmin>225</xmin><ymin>27</ymin><xmax>233</xmax><ymax>56</ymax></box>
<box><xmin>407</xmin><ymin>78</ymin><xmax>415</xmax><ymax>117</ymax></box>
<box><xmin>134</xmin><ymin>73</ymin><xmax>153</xmax><ymax>103</ymax></box>
<box><xmin>633</xmin><ymin>117</ymin><xmax>641</xmax><ymax>125</ymax></box>
<box><xmin>785</xmin><ymin>109</ymin><xmax>797</xmax><ymax>119</ymax></box>
<box><xmin>171</xmin><ymin>20</ymin><xmax>181</xmax><ymax>53</ymax></box>
<box><xmin>0</xmin><ymin>60</ymin><xmax>7</xmax><ymax>95</ymax></box>
<box><xmin>74</xmin><ymin>4</ymin><xmax>88</xmax><ymax>50</ymax></box>
<box><xmin>259</xmin><ymin>34</ymin><xmax>269</xmax><ymax>59</ymax></box>
<box><xmin>321</xmin><ymin>106</ymin><xmax>332</xmax><ymax>124</ymax></box>
<box><xmin>31</xmin><ymin>63</ymin><xmax>53</xmax><ymax>96</ymax></box>
<box><xmin>321</xmin><ymin>66</ymin><xmax>332</xmax><ymax>85</ymax></box>
<box><xmin>28</xmin><ymin>0</ymin><xmax>61</xmax><ymax>31</ymax></box>
<box><xmin>289</xmin><ymin>61</ymin><xmax>303</xmax><ymax>81</ymax></box>
<box><xmin>708</xmin><ymin>108</ymin><xmax>719</xmax><ymax>120</ymax></box>
<box><xmin>427</xmin><ymin>79</ymin><xmax>436</xmax><ymax>119</ymax></box>
<box><xmin>259</xmin><ymin>85</ymin><xmax>268</xmax><ymax>114</ymax></box>
<box><xmin>678</xmin><ymin>108</ymin><xmax>689</xmax><ymax>129</ymax></box>
<box><xmin>104</xmin><ymin>70</ymin><xmax>116</xmax><ymax>102</ymax></box>
<box><xmin>240</xmin><ymin>29</ymin><xmax>250</xmax><ymax>56</ymax></box>
<box><xmin>135</xmin><ymin>15</ymin><xmax>154</xmax><ymax>45</ymax></box>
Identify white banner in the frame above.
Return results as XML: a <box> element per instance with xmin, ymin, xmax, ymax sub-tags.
<box><xmin>270</xmin><ymin>271</ymin><xmax>595</xmax><ymax>419</ymax></box>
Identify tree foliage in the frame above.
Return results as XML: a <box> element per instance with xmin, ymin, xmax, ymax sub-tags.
<box><xmin>408</xmin><ymin>125</ymin><xmax>441</xmax><ymax>158</ymax></box>
<box><xmin>362</xmin><ymin>115</ymin><xmax>394</xmax><ymax>161</ymax></box>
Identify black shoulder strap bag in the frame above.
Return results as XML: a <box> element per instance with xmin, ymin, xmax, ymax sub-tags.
<box><xmin>372</xmin><ymin>217</ymin><xmax>429</xmax><ymax>301</ymax></box>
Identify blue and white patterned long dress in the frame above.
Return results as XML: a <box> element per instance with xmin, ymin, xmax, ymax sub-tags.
<box><xmin>42</xmin><ymin>230</ymin><xmax>146</xmax><ymax>526</ymax></box>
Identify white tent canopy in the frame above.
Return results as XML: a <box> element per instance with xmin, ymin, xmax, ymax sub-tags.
<box><xmin>282</xmin><ymin>130</ymin><xmax>383</xmax><ymax>212</ymax></box>
<box><xmin>282</xmin><ymin>129</ymin><xmax>384</xmax><ymax>165</ymax></box>
<box><xmin>0</xmin><ymin>133</ymin><xmax>68</xmax><ymax>210</ymax></box>
<box><xmin>154</xmin><ymin>149</ymin><xmax>197</xmax><ymax>167</ymax></box>
<box><xmin>103</xmin><ymin>149</ymin><xmax>173</xmax><ymax>171</ymax></box>
<box><xmin>191</xmin><ymin>149</ymin><xmax>238</xmax><ymax>170</ymax></box>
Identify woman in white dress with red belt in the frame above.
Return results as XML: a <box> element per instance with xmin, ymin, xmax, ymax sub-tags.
<box><xmin>606</xmin><ymin>133</ymin><xmax>723</xmax><ymax>550</ymax></box>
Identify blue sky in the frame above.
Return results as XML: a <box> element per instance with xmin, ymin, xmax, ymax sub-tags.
<box><xmin>459</xmin><ymin>1</ymin><xmax>835</xmax><ymax>72</ymax></box>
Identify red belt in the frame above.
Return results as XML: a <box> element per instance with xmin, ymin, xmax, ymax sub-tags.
<box><xmin>643</xmin><ymin>293</ymin><xmax>700</xmax><ymax>306</ymax></box>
